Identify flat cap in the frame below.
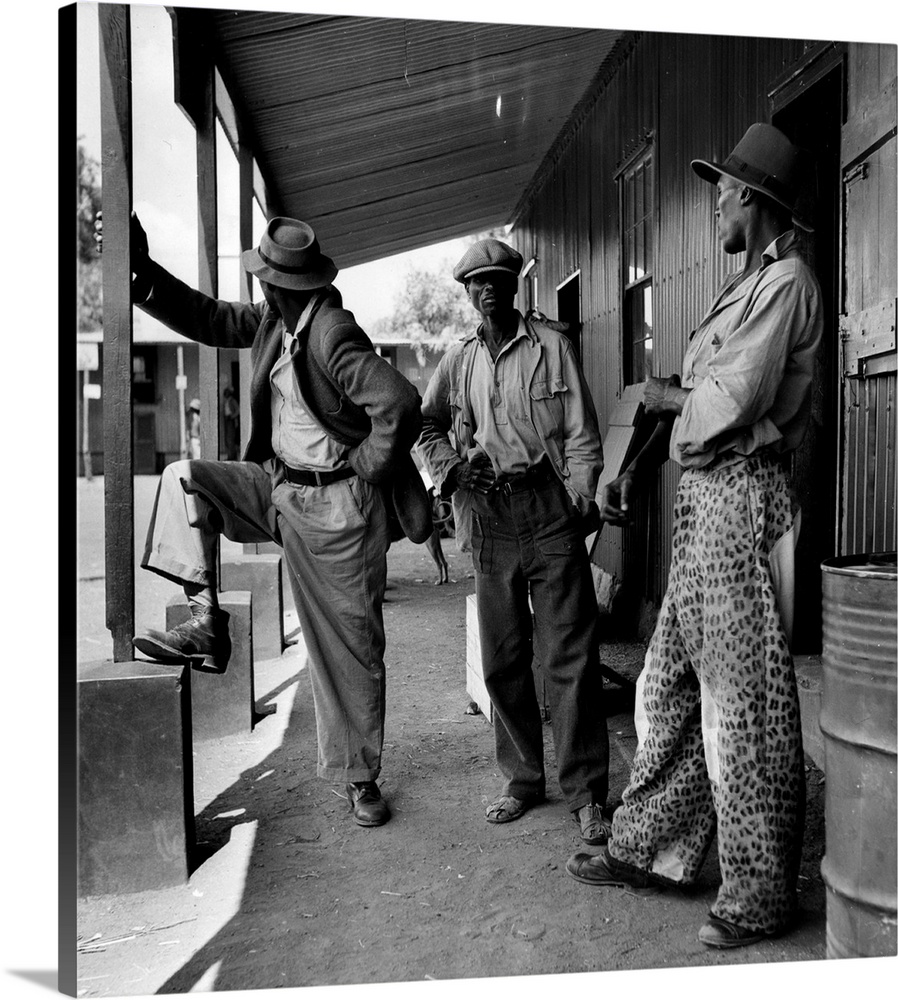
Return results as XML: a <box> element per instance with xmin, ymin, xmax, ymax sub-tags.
<box><xmin>453</xmin><ymin>239</ymin><xmax>524</xmax><ymax>283</ymax></box>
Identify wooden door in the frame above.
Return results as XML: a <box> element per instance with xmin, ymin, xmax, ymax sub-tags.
<box><xmin>839</xmin><ymin>70</ymin><xmax>897</xmax><ymax>555</ymax></box>
<box><xmin>771</xmin><ymin>56</ymin><xmax>843</xmax><ymax>653</ymax></box>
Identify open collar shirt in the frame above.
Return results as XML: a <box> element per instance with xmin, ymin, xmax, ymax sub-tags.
<box><xmin>270</xmin><ymin>291</ymin><xmax>349</xmax><ymax>471</ymax></box>
<box><xmin>671</xmin><ymin>230</ymin><xmax>823</xmax><ymax>469</ymax></box>
<box><xmin>469</xmin><ymin>313</ymin><xmax>549</xmax><ymax>475</ymax></box>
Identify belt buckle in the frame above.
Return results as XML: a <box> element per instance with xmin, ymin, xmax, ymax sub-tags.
<box><xmin>313</xmin><ymin>470</ymin><xmax>324</xmax><ymax>487</ymax></box>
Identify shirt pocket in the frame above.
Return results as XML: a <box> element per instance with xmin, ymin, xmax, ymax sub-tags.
<box><xmin>529</xmin><ymin>377</ymin><xmax>568</xmax><ymax>434</ymax></box>
<box><xmin>449</xmin><ymin>388</ymin><xmax>472</xmax><ymax>436</ymax></box>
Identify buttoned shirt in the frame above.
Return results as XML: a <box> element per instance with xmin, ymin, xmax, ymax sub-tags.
<box><xmin>671</xmin><ymin>230</ymin><xmax>823</xmax><ymax>469</ymax></box>
<box><xmin>469</xmin><ymin>315</ymin><xmax>549</xmax><ymax>475</ymax></box>
<box><xmin>270</xmin><ymin>293</ymin><xmax>349</xmax><ymax>471</ymax></box>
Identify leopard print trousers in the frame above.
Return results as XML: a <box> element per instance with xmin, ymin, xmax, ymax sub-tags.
<box><xmin>609</xmin><ymin>452</ymin><xmax>805</xmax><ymax>934</ymax></box>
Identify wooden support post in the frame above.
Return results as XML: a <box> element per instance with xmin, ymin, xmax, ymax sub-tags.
<box><xmin>98</xmin><ymin>4</ymin><xmax>135</xmax><ymax>662</ymax></box>
<box><xmin>196</xmin><ymin>61</ymin><xmax>220</xmax><ymax>463</ymax></box>
<box><xmin>81</xmin><ymin>370</ymin><xmax>93</xmax><ymax>481</ymax></box>
<box><xmin>177</xmin><ymin>345</ymin><xmax>188</xmax><ymax>459</ymax></box>
<box><xmin>238</xmin><ymin>142</ymin><xmax>254</xmax><ymax>456</ymax></box>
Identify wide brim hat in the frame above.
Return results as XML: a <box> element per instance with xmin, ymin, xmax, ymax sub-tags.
<box><xmin>188</xmin><ymin>398</ymin><xmax>201</xmax><ymax>411</ymax></box>
<box><xmin>454</xmin><ymin>239</ymin><xmax>524</xmax><ymax>283</ymax></box>
<box><xmin>242</xmin><ymin>216</ymin><xmax>338</xmax><ymax>291</ymax></box>
<box><xmin>691</xmin><ymin>123</ymin><xmax>813</xmax><ymax>232</ymax></box>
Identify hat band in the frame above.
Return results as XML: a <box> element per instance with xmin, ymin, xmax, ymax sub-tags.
<box><xmin>724</xmin><ymin>155</ymin><xmax>794</xmax><ymax>205</ymax></box>
<box><xmin>259</xmin><ymin>247</ymin><xmax>320</xmax><ymax>275</ymax></box>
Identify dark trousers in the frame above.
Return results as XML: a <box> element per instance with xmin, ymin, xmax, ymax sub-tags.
<box><xmin>471</xmin><ymin>476</ymin><xmax>608</xmax><ymax>812</ymax></box>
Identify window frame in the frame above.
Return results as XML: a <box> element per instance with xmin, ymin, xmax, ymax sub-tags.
<box><xmin>616</xmin><ymin>136</ymin><xmax>656</xmax><ymax>387</ymax></box>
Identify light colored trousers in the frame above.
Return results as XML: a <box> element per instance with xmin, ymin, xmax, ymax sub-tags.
<box><xmin>142</xmin><ymin>459</ymin><xmax>391</xmax><ymax>783</ymax></box>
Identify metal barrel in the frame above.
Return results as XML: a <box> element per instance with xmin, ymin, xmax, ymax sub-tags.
<box><xmin>819</xmin><ymin>552</ymin><xmax>897</xmax><ymax>959</ymax></box>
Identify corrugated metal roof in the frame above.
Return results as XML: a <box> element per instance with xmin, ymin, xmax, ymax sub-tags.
<box><xmin>205</xmin><ymin>10</ymin><xmax>622</xmax><ymax>267</ymax></box>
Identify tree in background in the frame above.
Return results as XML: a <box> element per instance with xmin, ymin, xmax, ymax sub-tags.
<box><xmin>78</xmin><ymin>141</ymin><xmax>103</xmax><ymax>331</ymax></box>
<box><xmin>372</xmin><ymin>259</ymin><xmax>469</xmax><ymax>363</ymax></box>
<box><xmin>371</xmin><ymin>230</ymin><xmax>509</xmax><ymax>363</ymax></box>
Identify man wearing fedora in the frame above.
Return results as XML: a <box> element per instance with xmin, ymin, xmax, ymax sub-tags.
<box><xmin>105</xmin><ymin>212</ymin><xmax>431</xmax><ymax>827</ymax></box>
<box><xmin>565</xmin><ymin>124</ymin><xmax>823</xmax><ymax>948</ymax></box>
<box><xmin>417</xmin><ymin>239</ymin><xmax>612</xmax><ymax>845</ymax></box>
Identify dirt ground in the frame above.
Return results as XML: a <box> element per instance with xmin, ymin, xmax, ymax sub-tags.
<box><xmin>75</xmin><ymin>518</ymin><xmax>832</xmax><ymax>997</ymax></box>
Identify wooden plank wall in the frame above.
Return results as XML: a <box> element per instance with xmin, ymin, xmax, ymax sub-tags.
<box><xmin>512</xmin><ymin>31</ymin><xmax>818</xmax><ymax>615</ymax></box>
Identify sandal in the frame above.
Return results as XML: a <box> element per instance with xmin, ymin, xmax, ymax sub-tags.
<box><xmin>485</xmin><ymin>794</ymin><xmax>541</xmax><ymax>824</ymax></box>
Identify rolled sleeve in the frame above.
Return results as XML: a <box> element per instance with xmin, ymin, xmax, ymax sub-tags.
<box><xmin>417</xmin><ymin>352</ymin><xmax>466</xmax><ymax>496</ymax></box>
<box><xmin>559</xmin><ymin>341</ymin><xmax>604</xmax><ymax>501</ymax></box>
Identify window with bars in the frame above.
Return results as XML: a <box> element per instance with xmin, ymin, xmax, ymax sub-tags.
<box><xmin>620</xmin><ymin>147</ymin><xmax>654</xmax><ymax>385</ymax></box>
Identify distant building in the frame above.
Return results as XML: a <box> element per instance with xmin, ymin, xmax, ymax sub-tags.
<box><xmin>76</xmin><ymin>317</ymin><xmax>451</xmax><ymax>477</ymax></box>
<box><xmin>76</xmin><ymin>311</ymin><xmax>240</xmax><ymax>476</ymax></box>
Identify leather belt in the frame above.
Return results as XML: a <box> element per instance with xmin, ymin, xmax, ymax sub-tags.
<box><xmin>494</xmin><ymin>463</ymin><xmax>555</xmax><ymax>495</ymax></box>
<box><xmin>283</xmin><ymin>464</ymin><xmax>355</xmax><ymax>487</ymax></box>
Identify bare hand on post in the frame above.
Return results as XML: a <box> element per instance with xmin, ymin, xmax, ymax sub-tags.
<box><xmin>94</xmin><ymin>210</ymin><xmax>150</xmax><ymax>267</ymax></box>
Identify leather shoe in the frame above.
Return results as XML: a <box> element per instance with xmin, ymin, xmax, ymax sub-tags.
<box><xmin>565</xmin><ymin>847</ymin><xmax>662</xmax><ymax>890</ymax></box>
<box><xmin>133</xmin><ymin>606</ymin><xmax>231</xmax><ymax>672</ymax></box>
<box><xmin>698</xmin><ymin>914</ymin><xmax>768</xmax><ymax>949</ymax></box>
<box><xmin>346</xmin><ymin>781</ymin><xmax>390</xmax><ymax>827</ymax></box>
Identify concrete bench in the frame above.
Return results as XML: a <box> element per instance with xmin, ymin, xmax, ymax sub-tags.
<box><xmin>77</xmin><ymin>660</ymin><xmax>193</xmax><ymax>895</ymax></box>
<box><xmin>221</xmin><ymin>553</ymin><xmax>285</xmax><ymax>660</ymax></box>
<box><xmin>166</xmin><ymin>590</ymin><xmax>254</xmax><ymax>739</ymax></box>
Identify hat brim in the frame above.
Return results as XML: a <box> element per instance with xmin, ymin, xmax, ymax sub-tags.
<box><xmin>241</xmin><ymin>247</ymin><xmax>338</xmax><ymax>290</ymax></box>
<box><xmin>691</xmin><ymin>159</ymin><xmax>813</xmax><ymax>232</ymax></box>
<box><xmin>460</xmin><ymin>265</ymin><xmax>522</xmax><ymax>283</ymax></box>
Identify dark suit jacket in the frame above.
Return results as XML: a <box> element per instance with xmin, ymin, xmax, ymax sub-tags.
<box><xmin>139</xmin><ymin>261</ymin><xmax>431</xmax><ymax>542</ymax></box>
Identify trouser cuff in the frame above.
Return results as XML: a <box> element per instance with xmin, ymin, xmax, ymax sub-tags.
<box><xmin>318</xmin><ymin>763</ymin><xmax>381</xmax><ymax>783</ymax></box>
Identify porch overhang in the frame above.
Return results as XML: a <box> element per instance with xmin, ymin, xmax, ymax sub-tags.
<box><xmin>186</xmin><ymin>8</ymin><xmax>623</xmax><ymax>266</ymax></box>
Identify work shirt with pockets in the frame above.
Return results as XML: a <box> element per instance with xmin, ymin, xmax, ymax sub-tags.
<box><xmin>417</xmin><ymin>311</ymin><xmax>603</xmax><ymax>551</ymax></box>
<box><xmin>672</xmin><ymin>230</ymin><xmax>823</xmax><ymax>469</ymax></box>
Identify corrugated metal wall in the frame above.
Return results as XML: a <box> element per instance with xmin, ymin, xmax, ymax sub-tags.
<box><xmin>513</xmin><ymin>31</ymin><xmax>809</xmax><ymax>610</ymax></box>
<box><xmin>843</xmin><ymin>375</ymin><xmax>897</xmax><ymax>553</ymax></box>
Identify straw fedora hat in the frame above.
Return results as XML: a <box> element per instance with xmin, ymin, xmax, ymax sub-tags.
<box><xmin>242</xmin><ymin>217</ymin><xmax>338</xmax><ymax>291</ymax></box>
<box><xmin>691</xmin><ymin>123</ymin><xmax>813</xmax><ymax>232</ymax></box>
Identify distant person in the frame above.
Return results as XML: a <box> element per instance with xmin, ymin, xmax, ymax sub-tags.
<box><xmin>96</xmin><ymin>211</ymin><xmax>431</xmax><ymax>828</ymax></box>
<box><xmin>418</xmin><ymin>239</ymin><xmax>611</xmax><ymax>846</ymax></box>
<box><xmin>565</xmin><ymin>123</ymin><xmax>823</xmax><ymax>951</ymax></box>
<box><xmin>186</xmin><ymin>398</ymin><xmax>201</xmax><ymax>459</ymax></box>
<box><xmin>222</xmin><ymin>385</ymin><xmax>240</xmax><ymax>460</ymax></box>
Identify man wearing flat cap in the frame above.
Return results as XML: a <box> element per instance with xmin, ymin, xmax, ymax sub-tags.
<box><xmin>418</xmin><ymin>238</ymin><xmax>612</xmax><ymax>846</ymax></box>
<box><xmin>99</xmin><ymin>212</ymin><xmax>431</xmax><ymax>827</ymax></box>
<box><xmin>566</xmin><ymin>123</ymin><xmax>823</xmax><ymax>950</ymax></box>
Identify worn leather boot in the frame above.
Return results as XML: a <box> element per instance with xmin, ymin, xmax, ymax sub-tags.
<box><xmin>345</xmin><ymin>781</ymin><xmax>390</xmax><ymax>827</ymax></box>
<box><xmin>698</xmin><ymin>914</ymin><xmax>769</xmax><ymax>949</ymax></box>
<box><xmin>132</xmin><ymin>606</ymin><xmax>231</xmax><ymax>672</ymax></box>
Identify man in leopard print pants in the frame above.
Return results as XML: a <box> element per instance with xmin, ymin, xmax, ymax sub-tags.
<box><xmin>565</xmin><ymin>124</ymin><xmax>823</xmax><ymax>949</ymax></box>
